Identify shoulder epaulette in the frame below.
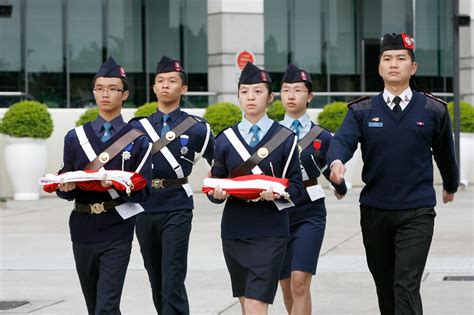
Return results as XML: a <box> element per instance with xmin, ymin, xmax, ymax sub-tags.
<box><xmin>189</xmin><ymin>114</ymin><xmax>207</xmax><ymax>123</ymax></box>
<box><xmin>215</xmin><ymin>126</ymin><xmax>232</xmax><ymax>139</ymax></box>
<box><xmin>348</xmin><ymin>96</ymin><xmax>370</xmax><ymax>108</ymax></box>
<box><xmin>128</xmin><ymin>116</ymin><xmax>148</xmax><ymax>123</ymax></box>
<box><xmin>423</xmin><ymin>92</ymin><xmax>447</xmax><ymax>106</ymax></box>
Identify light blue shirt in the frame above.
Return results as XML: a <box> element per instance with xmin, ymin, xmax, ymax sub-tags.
<box><xmin>280</xmin><ymin>113</ymin><xmax>311</xmax><ymax>139</ymax></box>
<box><xmin>238</xmin><ymin>114</ymin><xmax>273</xmax><ymax>145</ymax></box>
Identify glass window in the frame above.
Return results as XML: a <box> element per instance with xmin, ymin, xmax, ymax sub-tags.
<box><xmin>0</xmin><ymin>0</ymin><xmax>22</xmax><ymax>101</ymax></box>
<box><xmin>68</xmin><ymin>0</ymin><xmax>102</xmax><ymax>107</ymax></box>
<box><xmin>108</xmin><ymin>0</ymin><xmax>145</xmax><ymax>107</ymax></box>
<box><xmin>264</xmin><ymin>0</ymin><xmax>288</xmax><ymax>73</ymax></box>
<box><xmin>26</xmin><ymin>0</ymin><xmax>66</xmax><ymax>107</ymax></box>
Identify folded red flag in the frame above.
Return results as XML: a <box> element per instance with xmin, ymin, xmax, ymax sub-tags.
<box><xmin>202</xmin><ymin>174</ymin><xmax>289</xmax><ymax>200</ymax></box>
<box><xmin>40</xmin><ymin>170</ymin><xmax>147</xmax><ymax>194</ymax></box>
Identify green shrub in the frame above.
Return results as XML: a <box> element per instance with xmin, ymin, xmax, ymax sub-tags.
<box><xmin>0</xmin><ymin>101</ymin><xmax>53</xmax><ymax>138</ymax></box>
<box><xmin>134</xmin><ymin>102</ymin><xmax>158</xmax><ymax>117</ymax></box>
<box><xmin>447</xmin><ymin>101</ymin><xmax>474</xmax><ymax>133</ymax></box>
<box><xmin>203</xmin><ymin>102</ymin><xmax>242</xmax><ymax>135</ymax></box>
<box><xmin>75</xmin><ymin>108</ymin><xmax>99</xmax><ymax>126</ymax></box>
<box><xmin>267</xmin><ymin>100</ymin><xmax>285</xmax><ymax>121</ymax></box>
<box><xmin>316</xmin><ymin>101</ymin><xmax>348</xmax><ymax>133</ymax></box>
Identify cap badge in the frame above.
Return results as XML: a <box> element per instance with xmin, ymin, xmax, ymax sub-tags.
<box><xmin>300</xmin><ymin>71</ymin><xmax>307</xmax><ymax>81</ymax></box>
<box><xmin>260</xmin><ymin>71</ymin><xmax>269</xmax><ymax>82</ymax></box>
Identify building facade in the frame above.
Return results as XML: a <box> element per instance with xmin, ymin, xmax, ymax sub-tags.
<box><xmin>0</xmin><ymin>0</ymin><xmax>472</xmax><ymax>108</ymax></box>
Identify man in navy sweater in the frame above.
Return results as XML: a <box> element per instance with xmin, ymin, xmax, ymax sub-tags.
<box><xmin>327</xmin><ymin>33</ymin><xmax>459</xmax><ymax>314</ymax></box>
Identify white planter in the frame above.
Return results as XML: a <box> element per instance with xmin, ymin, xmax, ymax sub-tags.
<box><xmin>460</xmin><ymin>132</ymin><xmax>474</xmax><ymax>186</ymax></box>
<box><xmin>344</xmin><ymin>144</ymin><xmax>362</xmax><ymax>190</ymax></box>
<box><xmin>5</xmin><ymin>137</ymin><xmax>48</xmax><ymax>200</ymax></box>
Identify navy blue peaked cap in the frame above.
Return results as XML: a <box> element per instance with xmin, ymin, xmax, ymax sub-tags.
<box><xmin>282</xmin><ymin>63</ymin><xmax>312</xmax><ymax>86</ymax></box>
<box><xmin>380</xmin><ymin>33</ymin><xmax>415</xmax><ymax>55</ymax></box>
<box><xmin>94</xmin><ymin>57</ymin><xmax>128</xmax><ymax>81</ymax></box>
<box><xmin>239</xmin><ymin>62</ymin><xmax>272</xmax><ymax>85</ymax></box>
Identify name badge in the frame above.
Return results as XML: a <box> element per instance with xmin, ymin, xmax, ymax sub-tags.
<box><xmin>368</xmin><ymin>122</ymin><xmax>384</xmax><ymax>128</ymax></box>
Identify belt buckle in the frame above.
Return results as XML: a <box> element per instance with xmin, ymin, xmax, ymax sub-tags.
<box><xmin>152</xmin><ymin>179</ymin><xmax>164</xmax><ymax>189</ymax></box>
<box><xmin>90</xmin><ymin>202</ymin><xmax>106</xmax><ymax>214</ymax></box>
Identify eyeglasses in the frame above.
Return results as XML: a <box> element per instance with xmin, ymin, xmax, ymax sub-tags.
<box><xmin>93</xmin><ymin>87</ymin><xmax>126</xmax><ymax>95</ymax></box>
<box><xmin>280</xmin><ymin>88</ymin><xmax>309</xmax><ymax>95</ymax></box>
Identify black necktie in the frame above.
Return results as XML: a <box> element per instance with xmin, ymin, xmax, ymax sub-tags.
<box><xmin>392</xmin><ymin>96</ymin><xmax>402</xmax><ymax>114</ymax></box>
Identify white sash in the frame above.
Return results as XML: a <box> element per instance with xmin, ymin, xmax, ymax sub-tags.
<box><xmin>223</xmin><ymin>128</ymin><xmax>295</xmax><ymax>210</ymax></box>
<box><xmin>74</xmin><ymin>125</ymin><xmax>145</xmax><ymax>219</ymax></box>
<box><xmin>139</xmin><ymin>118</ymin><xmax>193</xmax><ymax>197</ymax></box>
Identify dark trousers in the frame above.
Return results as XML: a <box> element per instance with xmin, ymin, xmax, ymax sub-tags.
<box><xmin>72</xmin><ymin>240</ymin><xmax>132</xmax><ymax>315</ymax></box>
<box><xmin>136</xmin><ymin>210</ymin><xmax>193</xmax><ymax>315</ymax></box>
<box><xmin>360</xmin><ymin>205</ymin><xmax>435</xmax><ymax>315</ymax></box>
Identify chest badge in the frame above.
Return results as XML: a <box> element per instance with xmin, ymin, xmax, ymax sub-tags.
<box><xmin>416</xmin><ymin>121</ymin><xmax>424</xmax><ymax>126</ymax></box>
<box><xmin>368</xmin><ymin>122</ymin><xmax>384</xmax><ymax>128</ymax></box>
<box><xmin>180</xmin><ymin>134</ymin><xmax>189</xmax><ymax>155</ymax></box>
<box><xmin>99</xmin><ymin>152</ymin><xmax>110</xmax><ymax>163</ymax></box>
<box><xmin>371</xmin><ymin>117</ymin><xmax>380</xmax><ymax>121</ymax></box>
<box><xmin>257</xmin><ymin>147</ymin><xmax>269</xmax><ymax>158</ymax></box>
<box><xmin>165</xmin><ymin>131</ymin><xmax>176</xmax><ymax>141</ymax></box>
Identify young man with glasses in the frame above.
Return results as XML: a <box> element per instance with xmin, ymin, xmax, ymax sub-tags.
<box><xmin>56</xmin><ymin>57</ymin><xmax>152</xmax><ymax>315</ymax></box>
<box><xmin>328</xmin><ymin>33</ymin><xmax>459</xmax><ymax>314</ymax></box>
<box><xmin>278</xmin><ymin>63</ymin><xmax>347</xmax><ymax>314</ymax></box>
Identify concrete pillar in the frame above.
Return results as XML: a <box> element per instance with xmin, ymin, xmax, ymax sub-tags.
<box><xmin>207</xmin><ymin>0</ymin><xmax>264</xmax><ymax>104</ymax></box>
<box><xmin>459</xmin><ymin>0</ymin><xmax>474</xmax><ymax>104</ymax></box>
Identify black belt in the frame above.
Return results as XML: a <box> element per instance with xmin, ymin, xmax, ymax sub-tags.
<box><xmin>74</xmin><ymin>199</ymin><xmax>125</xmax><ymax>214</ymax></box>
<box><xmin>303</xmin><ymin>178</ymin><xmax>318</xmax><ymax>187</ymax></box>
<box><xmin>152</xmin><ymin>177</ymin><xmax>188</xmax><ymax>189</ymax></box>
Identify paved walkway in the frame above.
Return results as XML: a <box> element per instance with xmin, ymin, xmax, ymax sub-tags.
<box><xmin>0</xmin><ymin>186</ymin><xmax>473</xmax><ymax>314</ymax></box>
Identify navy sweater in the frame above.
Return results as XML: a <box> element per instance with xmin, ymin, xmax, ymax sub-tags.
<box><xmin>288</xmin><ymin>123</ymin><xmax>347</xmax><ymax>223</ymax></box>
<box><xmin>210</xmin><ymin>121</ymin><xmax>304</xmax><ymax>239</ymax></box>
<box><xmin>129</xmin><ymin>108</ymin><xmax>214</xmax><ymax>214</ymax></box>
<box><xmin>327</xmin><ymin>91</ymin><xmax>459</xmax><ymax>210</ymax></box>
<box><xmin>57</xmin><ymin>121</ymin><xmax>152</xmax><ymax>243</ymax></box>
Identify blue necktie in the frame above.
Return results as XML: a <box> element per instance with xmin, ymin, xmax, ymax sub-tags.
<box><xmin>101</xmin><ymin>122</ymin><xmax>112</xmax><ymax>142</ymax></box>
<box><xmin>161</xmin><ymin>114</ymin><xmax>170</xmax><ymax>137</ymax></box>
<box><xmin>249</xmin><ymin>125</ymin><xmax>260</xmax><ymax>147</ymax></box>
<box><xmin>291</xmin><ymin>120</ymin><xmax>302</xmax><ymax>140</ymax></box>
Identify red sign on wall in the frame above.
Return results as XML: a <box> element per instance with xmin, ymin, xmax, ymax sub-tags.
<box><xmin>235</xmin><ymin>50</ymin><xmax>255</xmax><ymax>70</ymax></box>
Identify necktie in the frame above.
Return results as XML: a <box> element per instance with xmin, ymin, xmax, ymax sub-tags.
<box><xmin>291</xmin><ymin>120</ymin><xmax>302</xmax><ymax>140</ymax></box>
<box><xmin>161</xmin><ymin>114</ymin><xmax>170</xmax><ymax>137</ymax></box>
<box><xmin>101</xmin><ymin>122</ymin><xmax>112</xmax><ymax>142</ymax></box>
<box><xmin>249</xmin><ymin>125</ymin><xmax>260</xmax><ymax>147</ymax></box>
<box><xmin>392</xmin><ymin>96</ymin><xmax>402</xmax><ymax>114</ymax></box>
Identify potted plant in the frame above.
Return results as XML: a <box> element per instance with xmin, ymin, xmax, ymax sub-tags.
<box><xmin>267</xmin><ymin>100</ymin><xmax>285</xmax><ymax>121</ymax></box>
<box><xmin>134</xmin><ymin>102</ymin><xmax>158</xmax><ymax>118</ymax></box>
<box><xmin>448</xmin><ymin>101</ymin><xmax>474</xmax><ymax>185</ymax></box>
<box><xmin>203</xmin><ymin>102</ymin><xmax>242</xmax><ymax>135</ymax></box>
<box><xmin>76</xmin><ymin>107</ymin><xmax>99</xmax><ymax>126</ymax></box>
<box><xmin>317</xmin><ymin>101</ymin><xmax>361</xmax><ymax>189</ymax></box>
<box><xmin>0</xmin><ymin>101</ymin><xmax>53</xmax><ymax>200</ymax></box>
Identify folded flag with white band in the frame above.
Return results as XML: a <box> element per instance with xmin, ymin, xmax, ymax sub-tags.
<box><xmin>39</xmin><ymin>170</ymin><xmax>147</xmax><ymax>194</ymax></box>
<box><xmin>202</xmin><ymin>174</ymin><xmax>289</xmax><ymax>200</ymax></box>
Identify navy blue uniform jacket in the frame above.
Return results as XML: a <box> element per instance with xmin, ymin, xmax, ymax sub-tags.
<box><xmin>327</xmin><ymin>91</ymin><xmax>459</xmax><ymax>210</ymax></box>
<box><xmin>57</xmin><ymin>121</ymin><xmax>152</xmax><ymax>243</ymax></box>
<box><xmin>129</xmin><ymin>108</ymin><xmax>215</xmax><ymax>214</ymax></box>
<box><xmin>289</xmin><ymin>123</ymin><xmax>347</xmax><ymax>223</ymax></box>
<box><xmin>210</xmin><ymin>122</ymin><xmax>305</xmax><ymax>239</ymax></box>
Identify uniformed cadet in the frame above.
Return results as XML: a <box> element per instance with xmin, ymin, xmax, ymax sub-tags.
<box><xmin>129</xmin><ymin>56</ymin><xmax>214</xmax><ymax>315</ymax></box>
<box><xmin>278</xmin><ymin>63</ymin><xmax>347</xmax><ymax>314</ymax></box>
<box><xmin>207</xmin><ymin>62</ymin><xmax>304</xmax><ymax>315</ymax></box>
<box><xmin>327</xmin><ymin>33</ymin><xmax>459</xmax><ymax>314</ymax></box>
<box><xmin>56</xmin><ymin>57</ymin><xmax>153</xmax><ymax>315</ymax></box>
